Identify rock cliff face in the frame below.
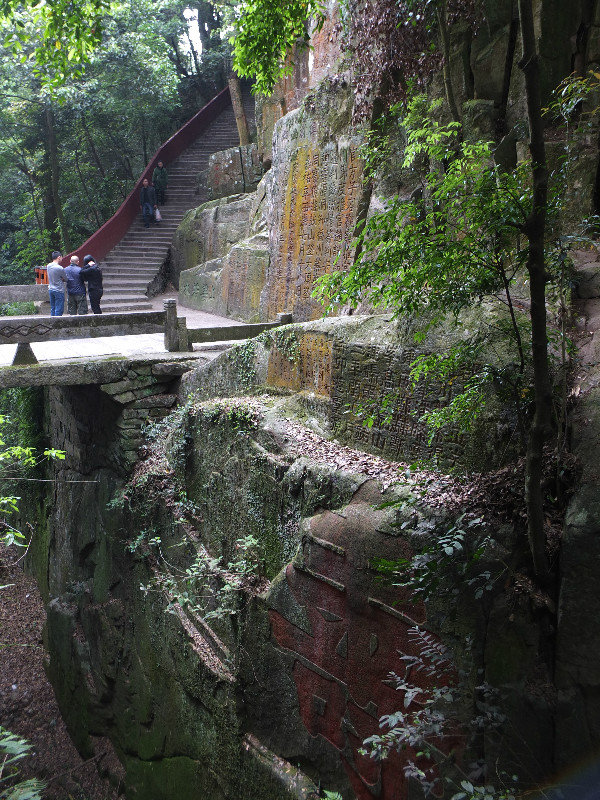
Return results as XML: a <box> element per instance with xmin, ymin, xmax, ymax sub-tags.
<box><xmin>26</xmin><ymin>347</ymin><xmax>551</xmax><ymax>800</ymax></box>
<box><xmin>174</xmin><ymin>0</ymin><xmax>600</xmax><ymax>325</ymax></box>
<box><xmin>178</xmin><ymin>77</ymin><xmax>366</xmax><ymax>324</ymax></box>
<box><xmin>20</xmin><ymin>1</ymin><xmax>600</xmax><ymax>798</ymax></box>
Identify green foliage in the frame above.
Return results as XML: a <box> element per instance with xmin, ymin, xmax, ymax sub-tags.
<box><xmin>0</xmin><ymin>0</ymin><xmax>109</xmax><ymax>87</ymax></box>
<box><xmin>145</xmin><ymin>533</ymin><xmax>264</xmax><ymax>621</ymax></box>
<box><xmin>450</xmin><ymin>782</ymin><xmax>517</xmax><ymax>800</ymax></box>
<box><xmin>0</xmin><ymin>0</ymin><xmax>230</xmax><ymax>270</ymax></box>
<box><xmin>230</xmin><ymin>339</ymin><xmax>259</xmax><ymax>391</ymax></box>
<box><xmin>375</xmin><ymin>511</ymin><xmax>498</xmax><ymax>601</ymax></box>
<box><xmin>0</xmin><ymin>303</ymin><xmax>35</xmax><ymax>317</ymax></box>
<box><xmin>231</xmin><ymin>0</ymin><xmax>324</xmax><ymax>95</ymax></box>
<box><xmin>260</xmin><ymin>326</ymin><xmax>301</xmax><ymax>364</ymax></box>
<box><xmin>315</xmin><ymin>94</ymin><xmax>572</xmax><ymax>444</ymax></box>
<box><xmin>0</xmin><ymin>727</ymin><xmax>44</xmax><ymax>800</ymax></box>
<box><xmin>5</xmin><ymin>212</ymin><xmax>51</xmax><ymax>286</ymax></box>
<box><xmin>0</xmin><ymin>408</ymin><xmax>64</xmax><ymax>550</ymax></box>
<box><xmin>361</xmin><ymin>627</ymin><xmax>517</xmax><ymax>800</ymax></box>
<box><xmin>543</xmin><ymin>69</ymin><xmax>600</xmax><ymax>124</ymax></box>
<box><xmin>0</xmin><ymin>389</ymin><xmax>44</xmax><ymax>455</ymax></box>
<box><xmin>0</xmin><ymin>397</ymin><xmax>55</xmax><ymax>800</ymax></box>
<box><xmin>197</xmin><ymin>400</ymin><xmax>259</xmax><ymax>433</ymax></box>
<box><xmin>317</xmin><ymin>97</ymin><xmax>542</xmax><ymax>324</ymax></box>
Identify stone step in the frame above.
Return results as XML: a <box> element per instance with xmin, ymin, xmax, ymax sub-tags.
<box><xmin>103</xmin><ymin>284</ymin><xmax>151</xmax><ymax>292</ymax></box>
<box><xmin>97</xmin><ymin>95</ymin><xmax>253</xmax><ymax>296</ymax></box>
<box><xmin>105</xmin><ymin>251</ymin><xmax>169</xmax><ymax>259</ymax></box>
<box><xmin>101</xmin><ymin>292</ymin><xmax>151</xmax><ymax>301</ymax></box>
<box><xmin>110</xmin><ymin>238</ymin><xmax>174</xmax><ymax>246</ymax></box>
<box><xmin>106</xmin><ymin>251</ymin><xmax>170</xmax><ymax>261</ymax></box>
<box><xmin>102</xmin><ymin>277</ymin><xmax>155</xmax><ymax>284</ymax></box>
<box><xmin>102</xmin><ymin>270</ymin><xmax>156</xmax><ymax>278</ymax></box>
<box><xmin>102</xmin><ymin>296</ymin><xmax>149</xmax><ymax>304</ymax></box>
<box><xmin>103</xmin><ymin>255</ymin><xmax>164</xmax><ymax>262</ymax></box>
<box><xmin>101</xmin><ymin>302</ymin><xmax>154</xmax><ymax>313</ymax></box>
<box><xmin>102</xmin><ymin>263</ymin><xmax>158</xmax><ymax>270</ymax></box>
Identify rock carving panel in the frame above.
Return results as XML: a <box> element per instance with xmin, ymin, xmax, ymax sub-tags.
<box><xmin>269</xmin><ymin>484</ymin><xmax>456</xmax><ymax>799</ymax></box>
<box><xmin>262</xmin><ymin>100</ymin><xmax>365</xmax><ymax>322</ymax></box>
<box><xmin>330</xmin><ymin>342</ymin><xmax>464</xmax><ymax>463</ymax></box>
<box><xmin>267</xmin><ymin>332</ymin><xmax>333</xmax><ymax>395</ymax></box>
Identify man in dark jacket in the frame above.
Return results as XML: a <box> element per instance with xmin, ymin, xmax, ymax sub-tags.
<box><xmin>140</xmin><ymin>178</ymin><xmax>157</xmax><ymax>228</ymax></box>
<box><xmin>65</xmin><ymin>255</ymin><xmax>88</xmax><ymax>314</ymax></box>
<box><xmin>152</xmin><ymin>161</ymin><xmax>168</xmax><ymax>205</ymax></box>
<box><xmin>80</xmin><ymin>255</ymin><xmax>103</xmax><ymax>314</ymax></box>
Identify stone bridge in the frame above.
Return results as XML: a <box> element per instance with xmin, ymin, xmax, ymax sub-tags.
<box><xmin>0</xmin><ymin>299</ymin><xmax>291</xmax><ymax>374</ymax></box>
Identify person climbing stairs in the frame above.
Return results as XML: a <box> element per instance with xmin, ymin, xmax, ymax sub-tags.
<box><xmin>69</xmin><ymin>88</ymin><xmax>254</xmax><ymax>314</ymax></box>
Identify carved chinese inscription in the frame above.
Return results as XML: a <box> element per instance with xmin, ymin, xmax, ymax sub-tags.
<box><xmin>267</xmin><ymin>332</ymin><xmax>333</xmax><ymax>396</ymax></box>
<box><xmin>262</xmin><ymin>119</ymin><xmax>365</xmax><ymax>323</ymax></box>
<box><xmin>330</xmin><ymin>342</ymin><xmax>464</xmax><ymax>463</ymax></box>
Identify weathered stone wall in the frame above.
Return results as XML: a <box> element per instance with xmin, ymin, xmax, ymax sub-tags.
<box><xmin>255</xmin><ymin>44</ymin><xmax>310</xmax><ymax>168</ymax></box>
<box><xmin>26</xmin><ymin>381</ymin><xmax>324</xmax><ymax>799</ymax></box>
<box><xmin>177</xmin><ymin>186</ymin><xmax>269</xmax><ymax>321</ymax></box>
<box><xmin>182</xmin><ymin>314</ymin><xmax>519</xmax><ymax>470</ymax></box>
<box><xmin>25</xmin><ymin>356</ymin><xmax>553</xmax><ymax>800</ymax></box>
<box><xmin>171</xmin><ymin>195</ymin><xmax>253</xmax><ymax>290</ymax></box>
<box><xmin>255</xmin><ymin>1</ymin><xmax>343</xmax><ymax>167</ymax></box>
<box><xmin>206</xmin><ymin>144</ymin><xmax>263</xmax><ymax>201</ymax></box>
<box><xmin>554</xmin><ymin>246</ymin><xmax>600</xmax><ymax>776</ymax></box>
<box><xmin>178</xmin><ymin>80</ymin><xmax>366</xmax><ymax>325</ymax></box>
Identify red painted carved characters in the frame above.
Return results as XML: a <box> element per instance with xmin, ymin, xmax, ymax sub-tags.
<box><xmin>269</xmin><ymin>481</ymin><xmax>456</xmax><ymax>800</ymax></box>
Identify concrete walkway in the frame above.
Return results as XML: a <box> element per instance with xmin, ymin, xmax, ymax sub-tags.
<box><xmin>0</xmin><ymin>293</ymin><xmax>243</xmax><ymax>366</ymax></box>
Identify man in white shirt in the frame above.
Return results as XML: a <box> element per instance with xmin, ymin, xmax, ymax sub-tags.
<box><xmin>46</xmin><ymin>251</ymin><xmax>66</xmax><ymax>316</ymax></box>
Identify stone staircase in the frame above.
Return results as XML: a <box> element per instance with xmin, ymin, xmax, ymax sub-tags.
<box><xmin>100</xmin><ymin>96</ymin><xmax>254</xmax><ymax>313</ymax></box>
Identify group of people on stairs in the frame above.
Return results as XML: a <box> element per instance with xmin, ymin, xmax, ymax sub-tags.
<box><xmin>140</xmin><ymin>161</ymin><xmax>168</xmax><ymax>228</ymax></box>
<box><xmin>42</xmin><ymin>161</ymin><xmax>169</xmax><ymax>316</ymax></box>
<box><xmin>46</xmin><ymin>251</ymin><xmax>103</xmax><ymax>316</ymax></box>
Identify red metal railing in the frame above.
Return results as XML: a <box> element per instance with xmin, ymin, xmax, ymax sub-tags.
<box><xmin>62</xmin><ymin>86</ymin><xmax>231</xmax><ymax>267</ymax></box>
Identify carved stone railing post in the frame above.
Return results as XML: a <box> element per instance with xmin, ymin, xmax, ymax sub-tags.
<box><xmin>177</xmin><ymin>315</ymin><xmax>191</xmax><ymax>352</ymax></box>
<box><xmin>12</xmin><ymin>343</ymin><xmax>38</xmax><ymax>366</ymax></box>
<box><xmin>164</xmin><ymin>300</ymin><xmax>179</xmax><ymax>352</ymax></box>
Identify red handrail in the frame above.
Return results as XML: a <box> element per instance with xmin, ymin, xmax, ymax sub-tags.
<box><xmin>63</xmin><ymin>86</ymin><xmax>232</xmax><ymax>267</ymax></box>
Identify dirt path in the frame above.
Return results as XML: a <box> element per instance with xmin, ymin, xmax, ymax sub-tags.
<box><xmin>0</xmin><ymin>553</ymin><xmax>121</xmax><ymax>800</ymax></box>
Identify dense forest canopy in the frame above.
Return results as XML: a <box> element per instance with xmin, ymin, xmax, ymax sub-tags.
<box><xmin>0</xmin><ymin>0</ymin><xmax>230</xmax><ymax>283</ymax></box>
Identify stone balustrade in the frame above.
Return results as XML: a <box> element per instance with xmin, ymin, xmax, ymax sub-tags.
<box><xmin>186</xmin><ymin>313</ymin><xmax>292</xmax><ymax>346</ymax></box>
<box><xmin>2</xmin><ymin>301</ymin><xmax>183</xmax><ymax>366</ymax></box>
<box><xmin>0</xmin><ymin>300</ymin><xmax>292</xmax><ymax>370</ymax></box>
<box><xmin>0</xmin><ymin>284</ymin><xmax>49</xmax><ymax>303</ymax></box>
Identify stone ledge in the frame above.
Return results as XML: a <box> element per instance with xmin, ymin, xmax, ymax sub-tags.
<box><xmin>0</xmin><ymin>353</ymin><xmax>206</xmax><ymax>389</ymax></box>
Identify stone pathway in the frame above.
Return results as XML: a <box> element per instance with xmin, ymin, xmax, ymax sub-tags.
<box><xmin>0</xmin><ymin>293</ymin><xmax>244</xmax><ymax>366</ymax></box>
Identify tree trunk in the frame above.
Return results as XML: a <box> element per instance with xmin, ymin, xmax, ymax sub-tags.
<box><xmin>74</xmin><ymin>148</ymin><xmax>103</xmax><ymax>228</ymax></box>
<box><xmin>43</xmin><ymin>105</ymin><xmax>70</xmax><ymax>252</ymax></box>
<box><xmin>187</xmin><ymin>29</ymin><xmax>202</xmax><ymax>76</ymax></box>
<box><xmin>436</xmin><ymin>0</ymin><xmax>461</xmax><ymax>123</ymax></box>
<box><xmin>141</xmin><ymin>122</ymin><xmax>148</xmax><ymax>167</ymax></box>
<box><xmin>517</xmin><ymin>0</ymin><xmax>552</xmax><ymax>581</ymax></box>
<box><xmin>228</xmin><ymin>74</ymin><xmax>250</xmax><ymax>146</ymax></box>
<box><xmin>80</xmin><ymin>112</ymin><xmax>106</xmax><ymax>179</ymax></box>
<box><xmin>195</xmin><ymin>1</ymin><xmax>221</xmax><ymax>51</ymax></box>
